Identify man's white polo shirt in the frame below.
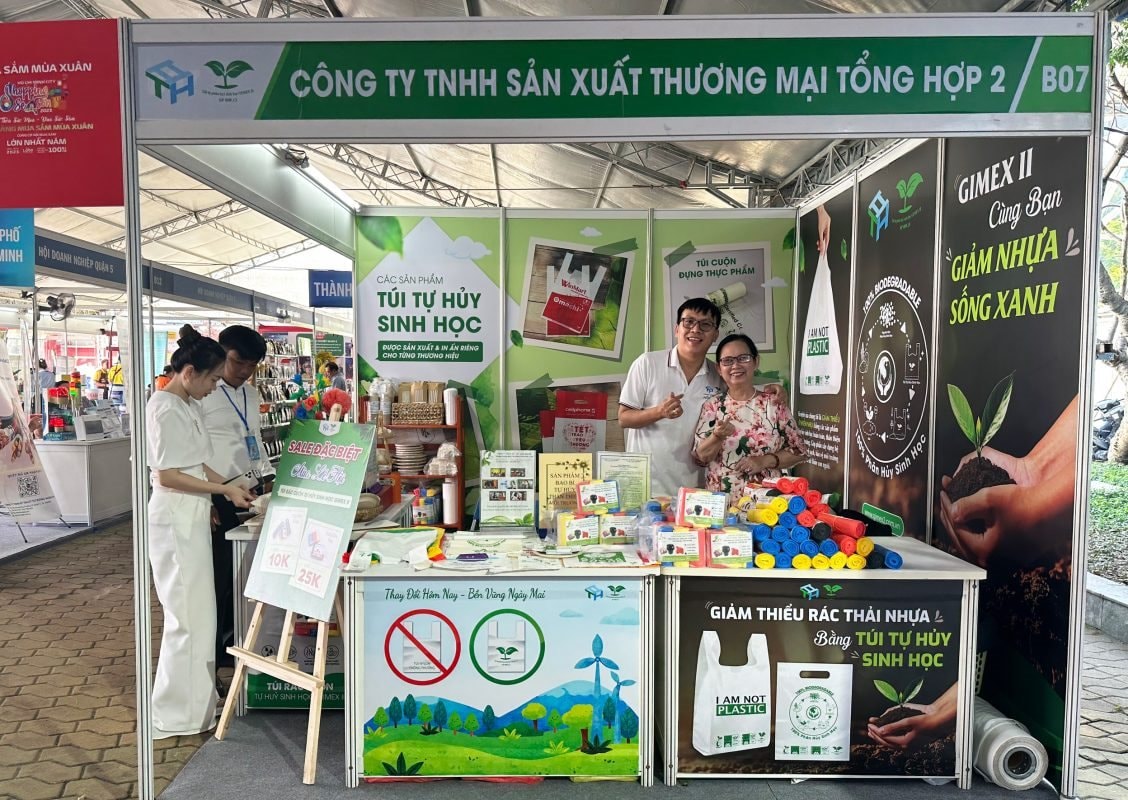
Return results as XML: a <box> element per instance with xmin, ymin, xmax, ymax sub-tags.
<box><xmin>619</xmin><ymin>348</ymin><xmax>723</xmax><ymax>497</ymax></box>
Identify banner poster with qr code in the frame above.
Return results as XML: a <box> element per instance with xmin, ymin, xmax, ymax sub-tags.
<box><xmin>0</xmin><ymin>338</ymin><xmax>60</xmax><ymax>520</ymax></box>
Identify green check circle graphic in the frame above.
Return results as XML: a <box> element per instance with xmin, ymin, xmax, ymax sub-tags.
<box><xmin>469</xmin><ymin>609</ymin><xmax>545</xmax><ymax>686</ymax></box>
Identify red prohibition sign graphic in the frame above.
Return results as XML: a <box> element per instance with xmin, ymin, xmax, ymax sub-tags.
<box><xmin>384</xmin><ymin>609</ymin><xmax>461</xmax><ymax>686</ymax></box>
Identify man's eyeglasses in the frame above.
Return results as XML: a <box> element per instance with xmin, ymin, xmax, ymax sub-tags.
<box><xmin>679</xmin><ymin>318</ymin><xmax>717</xmax><ymax>333</ymax></box>
<box><xmin>718</xmin><ymin>354</ymin><xmax>755</xmax><ymax>367</ymax></box>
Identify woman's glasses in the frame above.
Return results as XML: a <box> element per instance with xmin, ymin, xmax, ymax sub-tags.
<box><xmin>718</xmin><ymin>354</ymin><xmax>755</xmax><ymax>367</ymax></box>
<box><xmin>679</xmin><ymin>317</ymin><xmax>717</xmax><ymax>332</ymax></box>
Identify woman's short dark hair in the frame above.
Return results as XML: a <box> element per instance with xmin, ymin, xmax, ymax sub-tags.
<box><xmin>715</xmin><ymin>333</ymin><xmax>759</xmax><ymax>362</ymax></box>
<box><xmin>38</xmin><ymin>359</ymin><xmax>47</xmax><ymax>369</ymax></box>
<box><xmin>326</xmin><ymin>361</ymin><xmax>340</xmax><ymax>374</ymax></box>
<box><xmin>170</xmin><ymin>325</ymin><xmax>225</xmax><ymax>374</ymax></box>
<box><xmin>217</xmin><ymin>324</ymin><xmax>267</xmax><ymax>362</ymax></box>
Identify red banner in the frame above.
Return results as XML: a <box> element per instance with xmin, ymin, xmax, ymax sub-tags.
<box><xmin>0</xmin><ymin>20</ymin><xmax>123</xmax><ymax>209</ymax></box>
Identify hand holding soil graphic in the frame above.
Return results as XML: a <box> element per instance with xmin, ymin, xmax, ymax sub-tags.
<box><xmin>939</xmin><ymin>396</ymin><xmax>1077</xmax><ymax>568</ymax></box>
<box><xmin>867</xmin><ymin>682</ymin><xmax>958</xmax><ymax>750</ymax></box>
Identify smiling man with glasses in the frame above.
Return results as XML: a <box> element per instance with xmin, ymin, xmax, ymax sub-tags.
<box><xmin>619</xmin><ymin>298</ymin><xmax>726</xmax><ymax>496</ymax></box>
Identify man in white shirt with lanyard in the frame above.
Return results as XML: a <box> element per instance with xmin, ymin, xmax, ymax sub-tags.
<box><xmin>619</xmin><ymin>298</ymin><xmax>725</xmax><ymax>497</ymax></box>
<box><xmin>201</xmin><ymin>325</ymin><xmax>272</xmax><ymax>684</ymax></box>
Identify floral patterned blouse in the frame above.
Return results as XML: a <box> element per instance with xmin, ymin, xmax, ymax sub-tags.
<box><xmin>693</xmin><ymin>390</ymin><xmax>806</xmax><ymax>499</ymax></box>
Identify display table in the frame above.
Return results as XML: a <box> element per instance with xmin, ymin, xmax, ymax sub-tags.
<box><xmin>342</xmin><ymin>563</ymin><xmax>657</xmax><ymax>787</ymax></box>
<box><xmin>36</xmin><ymin>437</ymin><xmax>132</xmax><ymax>524</ymax></box>
<box><xmin>658</xmin><ymin>538</ymin><xmax>985</xmax><ymax>788</ymax></box>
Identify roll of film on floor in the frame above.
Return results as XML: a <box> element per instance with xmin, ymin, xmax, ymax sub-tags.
<box><xmin>972</xmin><ymin>696</ymin><xmax>1049</xmax><ymax>790</ymax></box>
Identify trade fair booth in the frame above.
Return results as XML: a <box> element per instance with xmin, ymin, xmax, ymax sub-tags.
<box><xmin>43</xmin><ymin>9</ymin><xmax>1101</xmax><ymax>799</ymax></box>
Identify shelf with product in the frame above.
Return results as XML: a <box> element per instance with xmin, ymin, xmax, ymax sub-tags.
<box><xmin>370</xmin><ymin>396</ymin><xmax>464</xmax><ymax>530</ymax></box>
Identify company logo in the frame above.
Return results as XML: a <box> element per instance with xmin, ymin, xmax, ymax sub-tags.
<box><xmin>205</xmin><ymin>59</ymin><xmax>254</xmax><ymax>90</ymax></box>
<box><xmin>584</xmin><ymin>585</ymin><xmax>604</xmax><ymax>601</ymax></box>
<box><xmin>145</xmin><ymin>59</ymin><xmax>194</xmax><ymax>105</ymax></box>
<box><xmin>896</xmin><ymin>172</ymin><xmax>924</xmax><ymax>213</ymax></box>
<box><xmin>868</xmin><ymin>190</ymin><xmax>890</xmax><ymax>241</ymax></box>
<box><xmin>823</xmin><ymin>584</ymin><xmax>843</xmax><ymax>597</ymax></box>
<box><xmin>606</xmin><ymin>584</ymin><xmax>626</xmax><ymax>599</ymax></box>
<box><xmin>800</xmin><ymin>584</ymin><xmax>820</xmax><ymax>600</ymax></box>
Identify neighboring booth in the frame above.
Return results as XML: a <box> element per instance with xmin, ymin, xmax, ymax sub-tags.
<box><xmin>116</xmin><ymin>12</ymin><xmax>1103</xmax><ymax>800</ymax></box>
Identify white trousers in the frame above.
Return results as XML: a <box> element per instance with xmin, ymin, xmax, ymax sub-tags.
<box><xmin>149</xmin><ymin>488</ymin><xmax>218</xmax><ymax>738</ymax></box>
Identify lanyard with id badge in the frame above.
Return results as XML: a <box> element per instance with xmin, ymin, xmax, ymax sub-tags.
<box><xmin>222</xmin><ymin>385</ymin><xmax>262</xmax><ymax>472</ymax></box>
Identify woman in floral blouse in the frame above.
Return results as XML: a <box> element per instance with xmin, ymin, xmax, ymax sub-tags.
<box><xmin>692</xmin><ymin>334</ymin><xmax>807</xmax><ymax>500</ymax></box>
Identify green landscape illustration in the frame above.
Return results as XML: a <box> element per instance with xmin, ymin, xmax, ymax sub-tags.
<box><xmin>363</xmin><ymin>635</ymin><xmax>639</xmax><ymax>776</ymax></box>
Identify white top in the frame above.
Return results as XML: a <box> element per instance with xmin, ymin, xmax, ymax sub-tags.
<box><xmin>620</xmin><ymin>348</ymin><xmax>724</xmax><ymax>497</ymax></box>
<box><xmin>200</xmin><ymin>379</ymin><xmax>272</xmax><ymax>482</ymax></box>
<box><xmin>146</xmin><ymin>390</ymin><xmax>212</xmax><ymax>488</ymax></box>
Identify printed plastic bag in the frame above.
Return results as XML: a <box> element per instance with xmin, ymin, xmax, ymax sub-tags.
<box><xmin>799</xmin><ymin>251</ymin><xmax>843</xmax><ymax>395</ymax></box>
<box><xmin>692</xmin><ymin>631</ymin><xmax>771</xmax><ymax>755</ymax></box>
<box><xmin>775</xmin><ymin>662</ymin><xmax>852</xmax><ymax>761</ymax></box>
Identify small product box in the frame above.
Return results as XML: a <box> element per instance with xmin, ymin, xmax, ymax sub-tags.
<box><xmin>556</xmin><ymin>512</ymin><xmax>601</xmax><ymax>547</ymax></box>
<box><xmin>576</xmin><ymin>479</ymin><xmax>621</xmax><ymax>514</ymax></box>
<box><xmin>655</xmin><ymin>525</ymin><xmax>707</xmax><ymax>567</ymax></box>
<box><xmin>708</xmin><ymin>527</ymin><xmax>754</xmax><ymax>568</ymax></box>
<box><xmin>676</xmin><ymin>488</ymin><xmax>728</xmax><ymax>528</ymax></box>
<box><xmin>599</xmin><ymin>512</ymin><xmax>637</xmax><ymax>545</ymax></box>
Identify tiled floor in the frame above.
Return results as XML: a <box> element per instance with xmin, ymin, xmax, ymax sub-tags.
<box><xmin>1</xmin><ymin>519</ymin><xmax>1126</xmax><ymax>799</ymax></box>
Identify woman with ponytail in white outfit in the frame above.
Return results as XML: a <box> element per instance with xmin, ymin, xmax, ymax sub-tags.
<box><xmin>147</xmin><ymin>326</ymin><xmax>255</xmax><ymax>739</ymax></box>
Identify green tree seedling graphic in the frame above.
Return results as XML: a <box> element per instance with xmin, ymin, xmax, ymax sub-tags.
<box><xmin>374</xmin><ymin>707</ymin><xmax>389</xmax><ymax>732</ymax></box>
<box><xmin>874</xmin><ymin>675</ymin><xmax>924</xmax><ymax>708</ymax></box>
<box><xmin>464</xmin><ymin>713</ymin><xmax>480</xmax><ymax>737</ymax></box>
<box><xmin>896</xmin><ymin>171</ymin><xmax>924</xmax><ymax>213</ymax></box>
<box><xmin>449</xmin><ymin>710</ymin><xmax>463</xmax><ymax>735</ymax></box>
<box><xmin>548</xmin><ymin>708</ymin><xmax>563</xmax><ymax>733</ymax></box>
<box><xmin>388</xmin><ymin>697</ymin><xmax>402</xmax><ymax>728</ymax></box>
<box><xmin>620</xmin><ymin>707</ymin><xmax>639</xmax><ymax>744</ymax></box>
<box><xmin>418</xmin><ymin>703</ymin><xmax>435</xmax><ymax>735</ymax></box>
<box><xmin>575</xmin><ymin>634</ymin><xmax>618</xmax><ymax>700</ymax></box>
<box><xmin>204</xmin><ymin>59</ymin><xmax>253</xmax><ymax>90</ymax></box>
<box><xmin>602</xmin><ymin>697</ymin><xmax>616</xmax><ymax>735</ymax></box>
<box><xmin>497</xmin><ymin>645</ymin><xmax>519</xmax><ymax>662</ymax></box>
<box><xmin>403</xmin><ymin>694</ymin><xmax>417</xmax><ymax>726</ymax></box>
<box><xmin>434</xmin><ymin>700</ymin><xmax>449</xmax><ymax>732</ymax></box>
<box><xmin>948</xmin><ymin>372</ymin><xmax>1014</xmax><ymax>459</ymax></box>
<box><xmin>522</xmin><ymin>702</ymin><xmax>547</xmax><ymax>733</ymax></box>
<box><xmin>609</xmin><ymin>671</ymin><xmax>637</xmax><ymax>744</ymax></box>
<box><xmin>483</xmin><ymin>704</ymin><xmax>497</xmax><ymax>732</ymax></box>
<box><xmin>562</xmin><ymin>704</ymin><xmax>594</xmax><ymax>749</ymax></box>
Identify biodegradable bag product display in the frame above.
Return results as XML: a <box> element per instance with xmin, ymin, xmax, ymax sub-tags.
<box><xmin>775</xmin><ymin>662</ymin><xmax>852</xmax><ymax>761</ymax></box>
<box><xmin>692</xmin><ymin>631</ymin><xmax>771</xmax><ymax>755</ymax></box>
<box><xmin>799</xmin><ymin>251</ymin><xmax>844</xmax><ymax>395</ymax></box>
<box><xmin>542</xmin><ymin>252</ymin><xmax>607</xmax><ymax>335</ymax></box>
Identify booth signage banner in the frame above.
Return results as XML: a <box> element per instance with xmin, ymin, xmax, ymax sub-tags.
<box><xmin>934</xmin><ymin>136</ymin><xmax>1086</xmax><ymax>786</ymax></box>
<box><xmin>793</xmin><ymin>188</ymin><xmax>854</xmax><ymax>496</ymax></box>
<box><xmin>0</xmin><ymin>338</ymin><xmax>61</xmax><ymax>522</ymax></box>
<box><xmin>132</xmin><ymin>21</ymin><xmax>1094</xmax><ymax>138</ymax></box>
<box><xmin>676</xmin><ymin>576</ymin><xmax>963</xmax><ymax>777</ymax></box>
<box><xmin>244</xmin><ymin>419</ymin><xmax>374</xmax><ymax>621</ymax></box>
<box><xmin>171</xmin><ymin>272</ymin><xmax>253</xmax><ymax>312</ymax></box>
<box><xmin>35</xmin><ymin>232</ymin><xmax>126</xmax><ymax>287</ymax></box>
<box><xmin>308</xmin><ymin>269</ymin><xmax>353</xmax><ymax>308</ymax></box>
<box><xmin>359</xmin><ymin>576</ymin><xmax>643</xmax><ymax>777</ymax></box>
<box><xmin>1</xmin><ymin>20</ymin><xmax>124</xmax><ymax>209</ymax></box>
<box><xmin>298</xmin><ymin>331</ymin><xmax>346</xmax><ymax>358</ymax></box>
<box><xmin>0</xmin><ymin>209</ymin><xmax>35</xmax><ymax>288</ymax></box>
<box><xmin>847</xmin><ymin>141</ymin><xmax>939</xmax><ymax>542</ymax></box>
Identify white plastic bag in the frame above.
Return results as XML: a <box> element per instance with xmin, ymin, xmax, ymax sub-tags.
<box><xmin>799</xmin><ymin>251</ymin><xmax>844</xmax><ymax>395</ymax></box>
<box><xmin>775</xmin><ymin>662</ymin><xmax>852</xmax><ymax>761</ymax></box>
<box><xmin>691</xmin><ymin>631</ymin><xmax>771</xmax><ymax>755</ymax></box>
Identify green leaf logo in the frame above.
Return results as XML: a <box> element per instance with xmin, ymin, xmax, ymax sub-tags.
<box><xmin>358</xmin><ymin>216</ymin><xmax>404</xmax><ymax>256</ymax></box>
<box><xmin>896</xmin><ymin>172</ymin><xmax>925</xmax><ymax>212</ymax></box>
<box><xmin>840</xmin><ymin>238</ymin><xmax>848</xmax><ymax>261</ymax></box>
<box><xmin>205</xmin><ymin>59</ymin><xmax>254</xmax><ymax>90</ymax></box>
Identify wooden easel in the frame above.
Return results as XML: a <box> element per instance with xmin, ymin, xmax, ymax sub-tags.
<box><xmin>215</xmin><ymin>591</ymin><xmax>346</xmax><ymax>784</ymax></box>
<box><xmin>216</xmin><ymin>403</ymin><xmax>348</xmax><ymax>785</ymax></box>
